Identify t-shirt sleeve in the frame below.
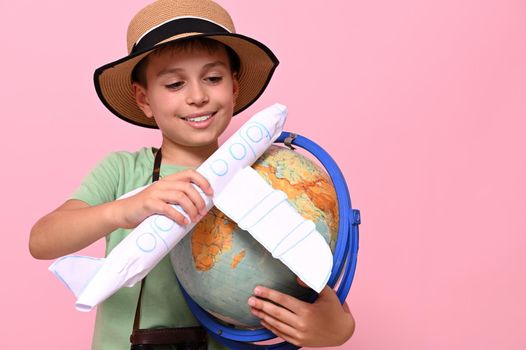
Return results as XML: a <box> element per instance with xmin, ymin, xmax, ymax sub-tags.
<box><xmin>71</xmin><ymin>153</ymin><xmax>122</xmax><ymax>206</ymax></box>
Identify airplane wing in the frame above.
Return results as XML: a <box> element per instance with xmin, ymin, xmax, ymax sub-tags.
<box><xmin>214</xmin><ymin>166</ymin><xmax>332</xmax><ymax>293</ymax></box>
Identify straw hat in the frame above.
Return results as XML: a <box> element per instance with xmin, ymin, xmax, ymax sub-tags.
<box><xmin>94</xmin><ymin>0</ymin><xmax>279</xmax><ymax>129</ymax></box>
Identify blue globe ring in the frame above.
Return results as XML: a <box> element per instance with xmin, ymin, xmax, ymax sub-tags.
<box><xmin>179</xmin><ymin>131</ymin><xmax>361</xmax><ymax>349</ymax></box>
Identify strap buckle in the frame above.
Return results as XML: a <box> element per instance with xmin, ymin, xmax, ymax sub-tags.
<box><xmin>284</xmin><ymin>133</ymin><xmax>297</xmax><ymax>150</ymax></box>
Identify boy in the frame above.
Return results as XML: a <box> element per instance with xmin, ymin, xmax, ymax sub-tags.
<box><xmin>29</xmin><ymin>0</ymin><xmax>355</xmax><ymax>349</ymax></box>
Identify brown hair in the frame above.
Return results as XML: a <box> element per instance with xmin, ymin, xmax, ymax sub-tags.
<box><xmin>131</xmin><ymin>37</ymin><xmax>240</xmax><ymax>87</ymax></box>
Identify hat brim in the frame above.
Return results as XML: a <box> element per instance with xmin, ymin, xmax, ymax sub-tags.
<box><xmin>94</xmin><ymin>33</ymin><xmax>279</xmax><ymax>129</ymax></box>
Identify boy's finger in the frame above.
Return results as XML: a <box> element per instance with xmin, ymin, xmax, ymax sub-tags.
<box><xmin>167</xmin><ymin>183</ymin><xmax>207</xmax><ymax>217</ymax></box>
<box><xmin>169</xmin><ymin>170</ymin><xmax>213</xmax><ymax>196</ymax></box>
<box><xmin>192</xmin><ymin>176</ymin><xmax>213</xmax><ymax>196</ymax></box>
<box><xmin>248</xmin><ymin>296</ymin><xmax>297</xmax><ymax>328</ymax></box>
<box><xmin>162</xmin><ymin>204</ymin><xmax>190</xmax><ymax>226</ymax></box>
<box><xmin>250</xmin><ymin>307</ymin><xmax>299</xmax><ymax>343</ymax></box>
<box><xmin>162</xmin><ymin>191</ymin><xmax>199</xmax><ymax>222</ymax></box>
<box><xmin>258</xmin><ymin>319</ymin><xmax>299</xmax><ymax>346</ymax></box>
<box><xmin>253</xmin><ymin>286</ymin><xmax>305</xmax><ymax>313</ymax></box>
<box><xmin>183</xmin><ymin>183</ymin><xmax>208</xmax><ymax>215</ymax></box>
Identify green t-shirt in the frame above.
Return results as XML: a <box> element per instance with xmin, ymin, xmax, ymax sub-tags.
<box><xmin>72</xmin><ymin>147</ymin><xmax>226</xmax><ymax>350</ymax></box>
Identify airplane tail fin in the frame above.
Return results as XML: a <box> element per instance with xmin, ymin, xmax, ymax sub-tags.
<box><xmin>49</xmin><ymin>256</ymin><xmax>105</xmax><ymax>299</ymax></box>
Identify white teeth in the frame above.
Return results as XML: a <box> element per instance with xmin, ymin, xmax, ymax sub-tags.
<box><xmin>186</xmin><ymin>114</ymin><xmax>212</xmax><ymax>122</ymax></box>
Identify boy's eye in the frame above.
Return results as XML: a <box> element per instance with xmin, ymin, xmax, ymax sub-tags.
<box><xmin>165</xmin><ymin>81</ymin><xmax>184</xmax><ymax>90</ymax></box>
<box><xmin>206</xmin><ymin>76</ymin><xmax>223</xmax><ymax>84</ymax></box>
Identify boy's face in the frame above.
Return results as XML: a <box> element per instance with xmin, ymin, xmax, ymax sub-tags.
<box><xmin>133</xmin><ymin>45</ymin><xmax>239</xmax><ymax>150</ymax></box>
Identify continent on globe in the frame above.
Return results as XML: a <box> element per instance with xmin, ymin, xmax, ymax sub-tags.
<box><xmin>190</xmin><ymin>208</ymin><xmax>237</xmax><ymax>272</ymax></box>
<box><xmin>171</xmin><ymin>145</ymin><xmax>339</xmax><ymax>328</ymax></box>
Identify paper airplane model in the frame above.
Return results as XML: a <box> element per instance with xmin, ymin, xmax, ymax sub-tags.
<box><xmin>49</xmin><ymin>104</ymin><xmax>333</xmax><ymax>312</ymax></box>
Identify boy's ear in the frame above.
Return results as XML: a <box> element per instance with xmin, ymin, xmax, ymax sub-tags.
<box><xmin>232</xmin><ymin>73</ymin><xmax>240</xmax><ymax>103</ymax></box>
<box><xmin>132</xmin><ymin>82</ymin><xmax>154</xmax><ymax>119</ymax></box>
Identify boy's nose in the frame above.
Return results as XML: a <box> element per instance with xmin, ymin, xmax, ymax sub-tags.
<box><xmin>186</xmin><ymin>82</ymin><xmax>209</xmax><ymax>106</ymax></box>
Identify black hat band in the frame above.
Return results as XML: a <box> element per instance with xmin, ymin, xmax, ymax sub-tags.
<box><xmin>132</xmin><ymin>17</ymin><xmax>231</xmax><ymax>54</ymax></box>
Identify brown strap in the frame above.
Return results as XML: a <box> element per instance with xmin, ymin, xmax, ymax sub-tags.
<box><xmin>132</xmin><ymin>278</ymin><xmax>147</xmax><ymax>333</ymax></box>
<box><xmin>130</xmin><ymin>147</ymin><xmax>207</xmax><ymax>347</ymax></box>
<box><xmin>130</xmin><ymin>326</ymin><xmax>207</xmax><ymax>346</ymax></box>
<box><xmin>152</xmin><ymin>147</ymin><xmax>162</xmax><ymax>182</ymax></box>
<box><xmin>132</xmin><ymin>147</ymin><xmax>162</xmax><ymax>332</ymax></box>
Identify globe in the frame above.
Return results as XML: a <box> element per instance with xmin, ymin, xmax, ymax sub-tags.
<box><xmin>170</xmin><ymin>145</ymin><xmax>339</xmax><ymax>328</ymax></box>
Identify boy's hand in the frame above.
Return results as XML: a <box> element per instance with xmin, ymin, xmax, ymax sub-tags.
<box><xmin>248</xmin><ymin>278</ymin><xmax>355</xmax><ymax>347</ymax></box>
<box><xmin>116</xmin><ymin>169</ymin><xmax>213</xmax><ymax>228</ymax></box>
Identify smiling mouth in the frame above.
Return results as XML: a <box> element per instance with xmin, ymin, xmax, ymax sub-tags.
<box><xmin>182</xmin><ymin>112</ymin><xmax>216</xmax><ymax>122</ymax></box>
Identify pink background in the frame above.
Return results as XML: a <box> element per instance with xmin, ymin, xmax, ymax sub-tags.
<box><xmin>2</xmin><ymin>0</ymin><xmax>525</xmax><ymax>349</ymax></box>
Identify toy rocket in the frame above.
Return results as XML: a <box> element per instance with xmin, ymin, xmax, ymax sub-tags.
<box><xmin>50</xmin><ymin>104</ymin><xmax>333</xmax><ymax>312</ymax></box>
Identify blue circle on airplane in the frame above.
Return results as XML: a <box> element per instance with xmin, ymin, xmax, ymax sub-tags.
<box><xmin>229</xmin><ymin>143</ymin><xmax>247</xmax><ymax>160</ymax></box>
<box><xmin>136</xmin><ymin>232</ymin><xmax>157</xmax><ymax>252</ymax></box>
<box><xmin>211</xmin><ymin>159</ymin><xmax>228</xmax><ymax>176</ymax></box>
